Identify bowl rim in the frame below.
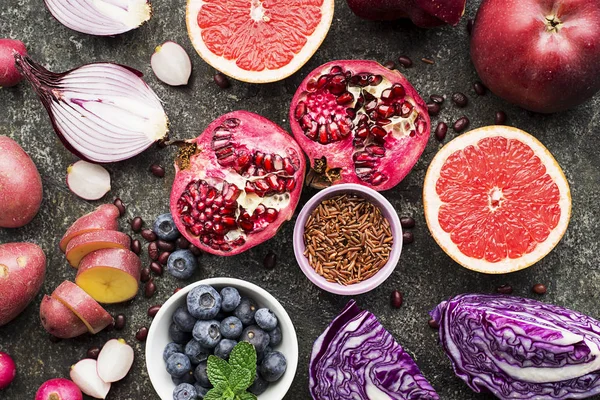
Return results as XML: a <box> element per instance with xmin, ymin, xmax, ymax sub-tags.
<box><xmin>293</xmin><ymin>183</ymin><xmax>402</xmax><ymax>295</ymax></box>
<box><xmin>145</xmin><ymin>277</ymin><xmax>299</xmax><ymax>400</ymax></box>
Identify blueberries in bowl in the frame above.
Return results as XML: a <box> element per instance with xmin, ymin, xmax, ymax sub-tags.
<box><xmin>167</xmin><ymin>250</ymin><xmax>198</xmax><ymax>280</ymax></box>
<box><xmin>173</xmin><ymin>382</ymin><xmax>196</xmax><ymax>400</ymax></box>
<box><xmin>187</xmin><ymin>285</ymin><xmax>221</xmax><ymax>320</ymax></box>
<box><xmin>234</xmin><ymin>297</ymin><xmax>258</xmax><ymax>325</ymax></box>
<box><xmin>169</xmin><ymin>323</ymin><xmax>192</xmax><ymax>344</ymax></box>
<box><xmin>192</xmin><ymin>320</ymin><xmax>222</xmax><ymax>348</ymax></box>
<box><xmin>220</xmin><ymin>287</ymin><xmax>241</xmax><ymax>312</ymax></box>
<box><xmin>260</xmin><ymin>351</ymin><xmax>287</xmax><ymax>382</ymax></box>
<box><xmin>166</xmin><ymin>353</ymin><xmax>192</xmax><ymax>378</ymax></box>
<box><xmin>269</xmin><ymin>326</ymin><xmax>282</xmax><ymax>346</ymax></box>
<box><xmin>214</xmin><ymin>339</ymin><xmax>237</xmax><ymax>360</ymax></box>
<box><xmin>241</xmin><ymin>325</ymin><xmax>270</xmax><ymax>353</ymax></box>
<box><xmin>193</xmin><ymin>361</ymin><xmax>211</xmax><ymax>388</ymax></box>
<box><xmin>255</xmin><ymin>308</ymin><xmax>278</xmax><ymax>331</ymax></box>
<box><xmin>153</xmin><ymin>213</ymin><xmax>180</xmax><ymax>241</ymax></box>
<box><xmin>163</xmin><ymin>342</ymin><xmax>183</xmax><ymax>362</ymax></box>
<box><xmin>185</xmin><ymin>340</ymin><xmax>211</xmax><ymax>364</ymax></box>
<box><xmin>173</xmin><ymin>306</ymin><xmax>196</xmax><ymax>332</ymax></box>
<box><xmin>220</xmin><ymin>316</ymin><xmax>243</xmax><ymax>339</ymax></box>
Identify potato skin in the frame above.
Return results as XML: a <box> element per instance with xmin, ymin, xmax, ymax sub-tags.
<box><xmin>0</xmin><ymin>242</ymin><xmax>46</xmax><ymax>326</ymax></box>
<box><xmin>0</xmin><ymin>136</ymin><xmax>43</xmax><ymax>228</ymax></box>
<box><xmin>39</xmin><ymin>295</ymin><xmax>88</xmax><ymax>339</ymax></box>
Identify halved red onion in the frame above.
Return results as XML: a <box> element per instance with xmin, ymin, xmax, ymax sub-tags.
<box><xmin>15</xmin><ymin>54</ymin><xmax>168</xmax><ymax>164</ymax></box>
<box><xmin>44</xmin><ymin>0</ymin><xmax>151</xmax><ymax>36</ymax></box>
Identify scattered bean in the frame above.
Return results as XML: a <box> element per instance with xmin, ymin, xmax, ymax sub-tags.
<box><xmin>148</xmin><ymin>305</ymin><xmax>162</xmax><ymax>318</ymax></box>
<box><xmin>400</xmin><ymin>216</ymin><xmax>415</xmax><ymax>229</ymax></box>
<box><xmin>214</xmin><ymin>73</ymin><xmax>230</xmax><ymax>89</ymax></box>
<box><xmin>435</xmin><ymin>122</ymin><xmax>448</xmax><ymax>141</ymax></box>
<box><xmin>428</xmin><ymin>318</ymin><xmax>440</xmax><ymax>329</ymax></box>
<box><xmin>135</xmin><ymin>327</ymin><xmax>148</xmax><ymax>342</ymax></box>
<box><xmin>141</xmin><ymin>229</ymin><xmax>157</xmax><ymax>242</ymax></box>
<box><xmin>453</xmin><ymin>116</ymin><xmax>470</xmax><ymax>133</ymax></box>
<box><xmin>158</xmin><ymin>251</ymin><xmax>171</xmax><ymax>265</ymax></box>
<box><xmin>174</xmin><ymin>287</ymin><xmax>182</xmax><ymax>294</ymax></box>
<box><xmin>397</xmin><ymin>55</ymin><xmax>413</xmax><ymax>68</ymax></box>
<box><xmin>496</xmin><ymin>284</ymin><xmax>513</xmax><ymax>295</ymax></box>
<box><xmin>473</xmin><ymin>81</ymin><xmax>487</xmax><ymax>96</ymax></box>
<box><xmin>141</xmin><ymin>267</ymin><xmax>151</xmax><ymax>283</ymax></box>
<box><xmin>176</xmin><ymin>237</ymin><xmax>190</xmax><ymax>249</ymax></box>
<box><xmin>421</xmin><ymin>57</ymin><xmax>435</xmax><ymax>65</ymax></box>
<box><xmin>451</xmin><ymin>92</ymin><xmax>468</xmax><ymax>107</ymax></box>
<box><xmin>130</xmin><ymin>216</ymin><xmax>143</xmax><ymax>232</ymax></box>
<box><xmin>390</xmin><ymin>290</ymin><xmax>403</xmax><ymax>308</ymax></box>
<box><xmin>402</xmin><ymin>231</ymin><xmax>414</xmax><ymax>245</ymax></box>
<box><xmin>131</xmin><ymin>239</ymin><xmax>141</xmax><ymax>255</ymax></box>
<box><xmin>430</xmin><ymin>94</ymin><xmax>444</xmax><ymax>104</ymax></box>
<box><xmin>495</xmin><ymin>110</ymin><xmax>507</xmax><ymax>125</ymax></box>
<box><xmin>189</xmin><ymin>245</ymin><xmax>202</xmax><ymax>256</ymax></box>
<box><xmin>145</xmin><ymin>280</ymin><xmax>157</xmax><ymax>298</ymax></box>
<box><xmin>87</xmin><ymin>347</ymin><xmax>101</xmax><ymax>360</ymax></box>
<box><xmin>150</xmin><ymin>262</ymin><xmax>163</xmax><ymax>276</ymax></box>
<box><xmin>263</xmin><ymin>251</ymin><xmax>277</xmax><ymax>269</ymax></box>
<box><xmin>383</xmin><ymin>60</ymin><xmax>396</xmax><ymax>69</ymax></box>
<box><xmin>427</xmin><ymin>102</ymin><xmax>440</xmax><ymax>116</ymax></box>
<box><xmin>532</xmin><ymin>283</ymin><xmax>547</xmax><ymax>295</ymax></box>
<box><xmin>113</xmin><ymin>198</ymin><xmax>126</xmax><ymax>217</ymax></box>
<box><xmin>115</xmin><ymin>314</ymin><xmax>126</xmax><ymax>330</ymax></box>
<box><xmin>466</xmin><ymin>19</ymin><xmax>474</xmax><ymax>35</ymax></box>
<box><xmin>148</xmin><ymin>241</ymin><xmax>159</xmax><ymax>260</ymax></box>
<box><xmin>149</xmin><ymin>164</ymin><xmax>165</xmax><ymax>178</ymax></box>
<box><xmin>157</xmin><ymin>239</ymin><xmax>176</xmax><ymax>252</ymax></box>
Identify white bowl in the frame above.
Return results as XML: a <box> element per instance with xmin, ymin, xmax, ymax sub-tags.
<box><xmin>146</xmin><ymin>278</ymin><xmax>298</xmax><ymax>400</ymax></box>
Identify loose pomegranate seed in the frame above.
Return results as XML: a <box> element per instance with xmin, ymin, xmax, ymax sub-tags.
<box><xmin>390</xmin><ymin>290</ymin><xmax>403</xmax><ymax>308</ymax></box>
<box><xmin>435</xmin><ymin>122</ymin><xmax>448</xmax><ymax>141</ymax></box>
<box><xmin>400</xmin><ymin>216</ymin><xmax>415</xmax><ymax>229</ymax></box>
<box><xmin>214</xmin><ymin>72</ymin><xmax>230</xmax><ymax>88</ymax></box>
<box><xmin>150</xmin><ymin>164</ymin><xmax>165</xmax><ymax>177</ymax></box>
<box><xmin>150</xmin><ymin>262</ymin><xmax>163</xmax><ymax>276</ymax></box>
<box><xmin>402</xmin><ymin>231</ymin><xmax>414</xmax><ymax>244</ymax></box>
<box><xmin>176</xmin><ymin>237</ymin><xmax>190</xmax><ymax>249</ymax></box>
<box><xmin>158</xmin><ymin>251</ymin><xmax>170</xmax><ymax>265</ymax></box>
<box><xmin>451</xmin><ymin>92</ymin><xmax>468</xmax><ymax>107</ymax></box>
<box><xmin>157</xmin><ymin>239</ymin><xmax>176</xmax><ymax>252</ymax></box>
<box><xmin>532</xmin><ymin>283</ymin><xmax>547</xmax><ymax>295</ymax></box>
<box><xmin>145</xmin><ymin>280</ymin><xmax>157</xmax><ymax>298</ymax></box>
<box><xmin>148</xmin><ymin>241</ymin><xmax>159</xmax><ymax>260</ymax></box>
<box><xmin>131</xmin><ymin>239</ymin><xmax>141</xmax><ymax>255</ymax></box>
<box><xmin>428</xmin><ymin>318</ymin><xmax>440</xmax><ymax>329</ymax></box>
<box><xmin>427</xmin><ymin>102</ymin><xmax>440</xmax><ymax>116</ymax></box>
<box><xmin>140</xmin><ymin>267</ymin><xmax>151</xmax><ymax>283</ymax></box>
<box><xmin>453</xmin><ymin>116</ymin><xmax>470</xmax><ymax>133</ymax></box>
<box><xmin>113</xmin><ymin>198</ymin><xmax>125</xmax><ymax>217</ymax></box>
<box><xmin>496</xmin><ymin>284</ymin><xmax>513</xmax><ymax>294</ymax></box>
<box><xmin>473</xmin><ymin>81</ymin><xmax>487</xmax><ymax>95</ymax></box>
<box><xmin>397</xmin><ymin>55</ymin><xmax>413</xmax><ymax>68</ymax></box>
<box><xmin>87</xmin><ymin>347</ymin><xmax>101</xmax><ymax>360</ymax></box>
<box><xmin>495</xmin><ymin>110</ymin><xmax>507</xmax><ymax>125</ymax></box>
<box><xmin>430</xmin><ymin>94</ymin><xmax>444</xmax><ymax>104</ymax></box>
<box><xmin>135</xmin><ymin>327</ymin><xmax>148</xmax><ymax>342</ymax></box>
<box><xmin>131</xmin><ymin>216</ymin><xmax>143</xmax><ymax>232</ymax></box>
<box><xmin>147</xmin><ymin>305</ymin><xmax>162</xmax><ymax>318</ymax></box>
<box><xmin>141</xmin><ymin>229</ymin><xmax>157</xmax><ymax>242</ymax></box>
<box><xmin>467</xmin><ymin>19</ymin><xmax>474</xmax><ymax>35</ymax></box>
<box><xmin>115</xmin><ymin>314</ymin><xmax>126</xmax><ymax>330</ymax></box>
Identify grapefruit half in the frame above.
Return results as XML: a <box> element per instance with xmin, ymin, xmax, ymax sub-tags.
<box><xmin>186</xmin><ymin>0</ymin><xmax>335</xmax><ymax>83</ymax></box>
<box><xmin>423</xmin><ymin>126</ymin><xmax>571</xmax><ymax>274</ymax></box>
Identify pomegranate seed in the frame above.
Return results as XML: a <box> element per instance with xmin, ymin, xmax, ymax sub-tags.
<box><xmin>285</xmin><ymin>178</ymin><xmax>296</xmax><ymax>191</ymax></box>
<box><xmin>400</xmin><ymin>216</ymin><xmax>415</xmax><ymax>229</ymax></box>
<box><xmin>399</xmin><ymin>101</ymin><xmax>413</xmax><ymax>117</ymax></box>
<box><xmin>283</xmin><ymin>158</ymin><xmax>295</xmax><ymax>175</ymax></box>
<box><xmin>336</xmin><ymin>92</ymin><xmax>354</xmax><ymax>105</ymax></box>
<box><xmin>316</xmin><ymin>74</ymin><xmax>330</xmax><ymax>89</ymax></box>
<box><xmin>329</xmin><ymin>65</ymin><xmax>343</xmax><ymax>75</ymax></box>
<box><xmin>148</xmin><ymin>305</ymin><xmax>161</xmax><ymax>318</ymax></box>
<box><xmin>453</xmin><ymin>116</ymin><xmax>470</xmax><ymax>133</ymax></box>
<box><xmin>240</xmin><ymin>220</ymin><xmax>254</xmax><ymax>231</ymax></box>
<box><xmin>430</xmin><ymin>94</ymin><xmax>444</xmax><ymax>104</ymax></box>
<box><xmin>263</xmin><ymin>154</ymin><xmax>274</xmax><ymax>171</ymax></box>
<box><xmin>495</xmin><ymin>110</ymin><xmax>507</xmax><ymax>125</ymax></box>
<box><xmin>114</xmin><ymin>314</ymin><xmax>126</xmax><ymax>330</ymax></box>
<box><xmin>473</xmin><ymin>81</ymin><xmax>487</xmax><ymax>95</ymax></box>
<box><xmin>135</xmin><ymin>327</ymin><xmax>148</xmax><ymax>342</ymax></box>
<box><xmin>397</xmin><ymin>55</ymin><xmax>413</xmax><ymax>68</ymax></box>
<box><xmin>318</xmin><ymin>125</ymin><xmax>329</xmax><ymax>144</ymax></box>
<box><xmin>365</xmin><ymin>145</ymin><xmax>385</xmax><ymax>156</ymax></box>
<box><xmin>496</xmin><ymin>284</ymin><xmax>513</xmax><ymax>294</ymax></box>
<box><xmin>295</xmin><ymin>102</ymin><xmax>307</xmax><ymax>119</ymax></box>
<box><xmin>328</xmin><ymin>74</ymin><xmax>347</xmax><ymax>94</ymax></box>
<box><xmin>452</xmin><ymin>92</ymin><xmax>468</xmax><ymax>107</ymax></box>
<box><xmin>214</xmin><ymin>73</ymin><xmax>230</xmax><ymax>88</ymax></box>
<box><xmin>377</xmin><ymin>104</ymin><xmax>394</xmax><ymax>119</ymax></box>
<box><xmin>427</xmin><ymin>102</ymin><xmax>440</xmax><ymax>116</ymax></box>
<box><xmin>391</xmin><ymin>84</ymin><xmax>405</xmax><ymax>99</ymax></box>
<box><xmin>368</xmin><ymin>74</ymin><xmax>382</xmax><ymax>85</ymax></box>
<box><xmin>402</xmin><ymin>231</ymin><xmax>414</xmax><ymax>244</ymax></box>
<box><xmin>435</xmin><ymin>122</ymin><xmax>448</xmax><ymax>141</ymax></box>
<box><xmin>113</xmin><ymin>198</ymin><xmax>125</xmax><ymax>217</ymax></box>
<box><xmin>390</xmin><ymin>290</ymin><xmax>403</xmax><ymax>308</ymax></box>
<box><xmin>254</xmin><ymin>151</ymin><xmax>265</xmax><ymax>166</ymax></box>
<box><xmin>370</xmin><ymin>126</ymin><xmax>387</xmax><ymax>138</ymax></box>
<box><xmin>150</xmin><ymin>164</ymin><xmax>165</xmax><ymax>177</ymax></box>
<box><xmin>306</xmin><ymin>78</ymin><xmax>318</xmax><ymax>92</ymax></box>
<box><xmin>532</xmin><ymin>283</ymin><xmax>547</xmax><ymax>295</ymax></box>
<box><xmin>355</xmin><ymin>126</ymin><xmax>369</xmax><ymax>139</ymax></box>
<box><xmin>380</xmin><ymin>88</ymin><xmax>393</xmax><ymax>102</ymax></box>
<box><xmin>370</xmin><ymin>172</ymin><xmax>387</xmax><ymax>186</ymax></box>
<box><xmin>264</xmin><ymin>208</ymin><xmax>278</xmax><ymax>223</ymax></box>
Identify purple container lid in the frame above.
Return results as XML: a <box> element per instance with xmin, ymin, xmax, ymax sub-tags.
<box><xmin>293</xmin><ymin>184</ymin><xmax>403</xmax><ymax>295</ymax></box>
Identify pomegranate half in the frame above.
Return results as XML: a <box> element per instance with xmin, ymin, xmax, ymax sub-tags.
<box><xmin>170</xmin><ymin>111</ymin><xmax>306</xmax><ymax>256</ymax></box>
<box><xmin>289</xmin><ymin>60</ymin><xmax>430</xmax><ymax>191</ymax></box>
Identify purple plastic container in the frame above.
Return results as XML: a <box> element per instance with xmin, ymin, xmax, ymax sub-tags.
<box><xmin>293</xmin><ymin>184</ymin><xmax>403</xmax><ymax>295</ymax></box>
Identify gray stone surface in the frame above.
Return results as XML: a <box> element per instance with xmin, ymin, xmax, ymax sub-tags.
<box><xmin>1</xmin><ymin>0</ymin><xmax>600</xmax><ymax>399</ymax></box>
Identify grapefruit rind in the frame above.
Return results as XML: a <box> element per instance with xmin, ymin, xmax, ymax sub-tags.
<box><xmin>423</xmin><ymin>126</ymin><xmax>571</xmax><ymax>274</ymax></box>
<box><xmin>186</xmin><ymin>0</ymin><xmax>335</xmax><ymax>84</ymax></box>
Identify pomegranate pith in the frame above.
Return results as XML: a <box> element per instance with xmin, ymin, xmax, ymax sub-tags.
<box><xmin>289</xmin><ymin>60</ymin><xmax>430</xmax><ymax>191</ymax></box>
<box><xmin>170</xmin><ymin>111</ymin><xmax>306</xmax><ymax>256</ymax></box>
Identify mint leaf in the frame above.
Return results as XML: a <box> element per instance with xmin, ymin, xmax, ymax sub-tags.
<box><xmin>230</xmin><ymin>367</ymin><xmax>253</xmax><ymax>393</ymax></box>
<box><xmin>237</xmin><ymin>392</ymin><xmax>258</xmax><ymax>400</ymax></box>
<box><xmin>207</xmin><ymin>355</ymin><xmax>232</xmax><ymax>387</ymax></box>
<box><xmin>204</xmin><ymin>388</ymin><xmax>224</xmax><ymax>400</ymax></box>
<box><xmin>229</xmin><ymin>342</ymin><xmax>257</xmax><ymax>378</ymax></box>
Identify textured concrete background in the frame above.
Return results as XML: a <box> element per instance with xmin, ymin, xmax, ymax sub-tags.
<box><xmin>1</xmin><ymin>0</ymin><xmax>600</xmax><ymax>399</ymax></box>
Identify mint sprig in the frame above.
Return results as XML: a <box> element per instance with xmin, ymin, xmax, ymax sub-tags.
<box><xmin>205</xmin><ymin>341</ymin><xmax>258</xmax><ymax>400</ymax></box>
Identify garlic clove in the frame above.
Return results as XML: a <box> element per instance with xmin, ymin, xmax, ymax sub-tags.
<box><xmin>151</xmin><ymin>41</ymin><xmax>192</xmax><ymax>86</ymax></box>
<box><xmin>70</xmin><ymin>359</ymin><xmax>111</xmax><ymax>399</ymax></box>
<box><xmin>96</xmin><ymin>338</ymin><xmax>134</xmax><ymax>383</ymax></box>
<box><xmin>67</xmin><ymin>161</ymin><xmax>111</xmax><ymax>200</ymax></box>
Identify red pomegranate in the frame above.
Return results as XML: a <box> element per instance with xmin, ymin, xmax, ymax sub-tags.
<box><xmin>289</xmin><ymin>60</ymin><xmax>430</xmax><ymax>191</ymax></box>
<box><xmin>170</xmin><ymin>111</ymin><xmax>306</xmax><ymax>256</ymax></box>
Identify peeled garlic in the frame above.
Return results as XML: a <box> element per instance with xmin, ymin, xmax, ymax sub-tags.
<box><xmin>151</xmin><ymin>41</ymin><xmax>192</xmax><ymax>86</ymax></box>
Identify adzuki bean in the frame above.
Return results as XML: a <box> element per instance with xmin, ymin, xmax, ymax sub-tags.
<box><xmin>188</xmin><ymin>245</ymin><xmax>202</xmax><ymax>256</ymax></box>
<box><xmin>390</xmin><ymin>290</ymin><xmax>403</xmax><ymax>308</ymax></box>
<box><xmin>263</xmin><ymin>251</ymin><xmax>277</xmax><ymax>269</ymax></box>
<box><xmin>532</xmin><ymin>283</ymin><xmax>547</xmax><ymax>295</ymax></box>
<box><xmin>427</xmin><ymin>102</ymin><xmax>440</xmax><ymax>116</ymax></box>
<box><xmin>430</xmin><ymin>94</ymin><xmax>444</xmax><ymax>104</ymax></box>
<box><xmin>150</xmin><ymin>262</ymin><xmax>163</xmax><ymax>276</ymax></box>
<box><xmin>115</xmin><ymin>314</ymin><xmax>126</xmax><ymax>330</ymax></box>
<box><xmin>131</xmin><ymin>216</ymin><xmax>143</xmax><ymax>232</ymax></box>
<box><xmin>148</xmin><ymin>305</ymin><xmax>162</xmax><ymax>318</ymax></box>
<box><xmin>145</xmin><ymin>280</ymin><xmax>157</xmax><ymax>298</ymax></box>
<box><xmin>383</xmin><ymin>60</ymin><xmax>396</xmax><ymax>69</ymax></box>
<box><xmin>131</xmin><ymin>239</ymin><xmax>141</xmax><ymax>255</ymax></box>
<box><xmin>400</xmin><ymin>216</ymin><xmax>415</xmax><ymax>229</ymax></box>
<box><xmin>435</xmin><ymin>122</ymin><xmax>448</xmax><ymax>141</ymax></box>
<box><xmin>148</xmin><ymin>242</ymin><xmax>159</xmax><ymax>260</ymax></box>
<box><xmin>135</xmin><ymin>327</ymin><xmax>148</xmax><ymax>342</ymax></box>
<box><xmin>428</xmin><ymin>318</ymin><xmax>440</xmax><ymax>329</ymax></box>
<box><xmin>473</xmin><ymin>81</ymin><xmax>487</xmax><ymax>95</ymax></box>
<box><xmin>402</xmin><ymin>231</ymin><xmax>414</xmax><ymax>244</ymax></box>
<box><xmin>397</xmin><ymin>55</ymin><xmax>413</xmax><ymax>68</ymax></box>
<box><xmin>496</xmin><ymin>284</ymin><xmax>513</xmax><ymax>295</ymax></box>
<box><xmin>87</xmin><ymin>347</ymin><xmax>101</xmax><ymax>360</ymax></box>
<box><xmin>176</xmin><ymin>237</ymin><xmax>190</xmax><ymax>249</ymax></box>
<box><xmin>451</xmin><ymin>92</ymin><xmax>468</xmax><ymax>107</ymax></box>
<box><xmin>149</xmin><ymin>164</ymin><xmax>165</xmax><ymax>178</ymax></box>
<box><xmin>141</xmin><ymin>267</ymin><xmax>151</xmax><ymax>283</ymax></box>
<box><xmin>141</xmin><ymin>229</ymin><xmax>157</xmax><ymax>242</ymax></box>
<box><xmin>453</xmin><ymin>116</ymin><xmax>470</xmax><ymax>132</ymax></box>
<box><xmin>214</xmin><ymin>73</ymin><xmax>230</xmax><ymax>89</ymax></box>
<box><xmin>495</xmin><ymin>110</ymin><xmax>507</xmax><ymax>125</ymax></box>
<box><xmin>467</xmin><ymin>19</ymin><xmax>474</xmax><ymax>35</ymax></box>
<box><xmin>157</xmin><ymin>239</ymin><xmax>175</xmax><ymax>252</ymax></box>
<box><xmin>158</xmin><ymin>251</ymin><xmax>170</xmax><ymax>265</ymax></box>
<box><xmin>113</xmin><ymin>198</ymin><xmax>126</xmax><ymax>217</ymax></box>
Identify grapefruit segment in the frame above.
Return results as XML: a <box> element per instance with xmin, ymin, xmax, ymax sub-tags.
<box><xmin>187</xmin><ymin>0</ymin><xmax>334</xmax><ymax>83</ymax></box>
<box><xmin>423</xmin><ymin>126</ymin><xmax>571</xmax><ymax>274</ymax></box>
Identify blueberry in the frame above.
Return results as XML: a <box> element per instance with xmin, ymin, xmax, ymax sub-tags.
<box><xmin>214</xmin><ymin>339</ymin><xmax>237</xmax><ymax>360</ymax></box>
<box><xmin>173</xmin><ymin>383</ymin><xmax>196</xmax><ymax>400</ymax></box>
<box><xmin>269</xmin><ymin>326</ymin><xmax>282</xmax><ymax>346</ymax></box>
<box><xmin>260</xmin><ymin>351</ymin><xmax>287</xmax><ymax>382</ymax></box>
<box><xmin>234</xmin><ymin>297</ymin><xmax>257</xmax><ymax>326</ymax></box>
<box><xmin>241</xmin><ymin>325</ymin><xmax>270</xmax><ymax>353</ymax></box>
<box><xmin>166</xmin><ymin>353</ymin><xmax>192</xmax><ymax>378</ymax></box>
<box><xmin>171</xmin><ymin>371</ymin><xmax>195</xmax><ymax>385</ymax></box>
<box><xmin>185</xmin><ymin>339</ymin><xmax>211</xmax><ymax>364</ymax></box>
<box><xmin>257</xmin><ymin>346</ymin><xmax>273</xmax><ymax>363</ymax></box>
<box><xmin>220</xmin><ymin>287</ymin><xmax>241</xmax><ymax>312</ymax></box>
<box><xmin>170</xmin><ymin>322</ymin><xmax>192</xmax><ymax>344</ymax></box>
<box><xmin>193</xmin><ymin>361</ymin><xmax>212</xmax><ymax>388</ymax></box>
<box><xmin>173</xmin><ymin>306</ymin><xmax>197</xmax><ymax>332</ymax></box>
<box><xmin>163</xmin><ymin>342</ymin><xmax>183</xmax><ymax>362</ymax></box>
<box><xmin>153</xmin><ymin>213</ymin><xmax>180</xmax><ymax>241</ymax></box>
<box><xmin>220</xmin><ymin>316</ymin><xmax>243</xmax><ymax>340</ymax></box>
<box><xmin>187</xmin><ymin>285</ymin><xmax>222</xmax><ymax>320</ymax></box>
<box><xmin>248</xmin><ymin>373</ymin><xmax>270</xmax><ymax>395</ymax></box>
<box><xmin>255</xmin><ymin>308</ymin><xmax>278</xmax><ymax>331</ymax></box>
<box><xmin>193</xmin><ymin>320</ymin><xmax>222</xmax><ymax>348</ymax></box>
<box><xmin>167</xmin><ymin>250</ymin><xmax>198</xmax><ymax>280</ymax></box>
<box><xmin>194</xmin><ymin>383</ymin><xmax>210</xmax><ymax>399</ymax></box>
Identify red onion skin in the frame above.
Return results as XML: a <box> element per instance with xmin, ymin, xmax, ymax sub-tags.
<box><xmin>0</xmin><ymin>39</ymin><xmax>27</xmax><ymax>87</ymax></box>
<box><xmin>0</xmin><ymin>352</ymin><xmax>16</xmax><ymax>389</ymax></box>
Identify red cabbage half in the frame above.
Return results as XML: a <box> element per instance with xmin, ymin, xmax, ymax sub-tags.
<box><xmin>431</xmin><ymin>294</ymin><xmax>600</xmax><ymax>400</ymax></box>
<box><xmin>309</xmin><ymin>300</ymin><xmax>439</xmax><ymax>399</ymax></box>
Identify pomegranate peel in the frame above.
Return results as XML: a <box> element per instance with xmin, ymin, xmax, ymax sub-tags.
<box><xmin>170</xmin><ymin>111</ymin><xmax>306</xmax><ymax>256</ymax></box>
<box><xmin>289</xmin><ymin>60</ymin><xmax>430</xmax><ymax>191</ymax></box>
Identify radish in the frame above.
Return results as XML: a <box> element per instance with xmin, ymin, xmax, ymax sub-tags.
<box><xmin>66</xmin><ymin>161</ymin><xmax>111</xmax><ymax>201</ymax></box>
<box><xmin>0</xmin><ymin>352</ymin><xmax>16</xmax><ymax>389</ymax></box>
<box><xmin>0</xmin><ymin>39</ymin><xmax>27</xmax><ymax>87</ymax></box>
<box><xmin>35</xmin><ymin>378</ymin><xmax>82</xmax><ymax>400</ymax></box>
<box><xmin>70</xmin><ymin>359</ymin><xmax>110</xmax><ymax>399</ymax></box>
<box><xmin>96</xmin><ymin>338</ymin><xmax>134</xmax><ymax>382</ymax></box>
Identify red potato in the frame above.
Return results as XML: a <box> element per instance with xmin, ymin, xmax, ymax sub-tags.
<box><xmin>75</xmin><ymin>248</ymin><xmax>141</xmax><ymax>304</ymax></box>
<box><xmin>59</xmin><ymin>204</ymin><xmax>120</xmax><ymax>252</ymax></box>
<box><xmin>0</xmin><ymin>136</ymin><xmax>43</xmax><ymax>228</ymax></box>
<box><xmin>0</xmin><ymin>242</ymin><xmax>46</xmax><ymax>327</ymax></box>
<box><xmin>0</xmin><ymin>39</ymin><xmax>27</xmax><ymax>87</ymax></box>
<box><xmin>51</xmin><ymin>281</ymin><xmax>113</xmax><ymax>334</ymax></box>
<box><xmin>65</xmin><ymin>230</ymin><xmax>130</xmax><ymax>268</ymax></box>
<box><xmin>39</xmin><ymin>295</ymin><xmax>88</xmax><ymax>339</ymax></box>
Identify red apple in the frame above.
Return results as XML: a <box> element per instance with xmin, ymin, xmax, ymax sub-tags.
<box><xmin>471</xmin><ymin>0</ymin><xmax>600</xmax><ymax>113</ymax></box>
<box><xmin>346</xmin><ymin>0</ymin><xmax>466</xmax><ymax>27</ymax></box>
